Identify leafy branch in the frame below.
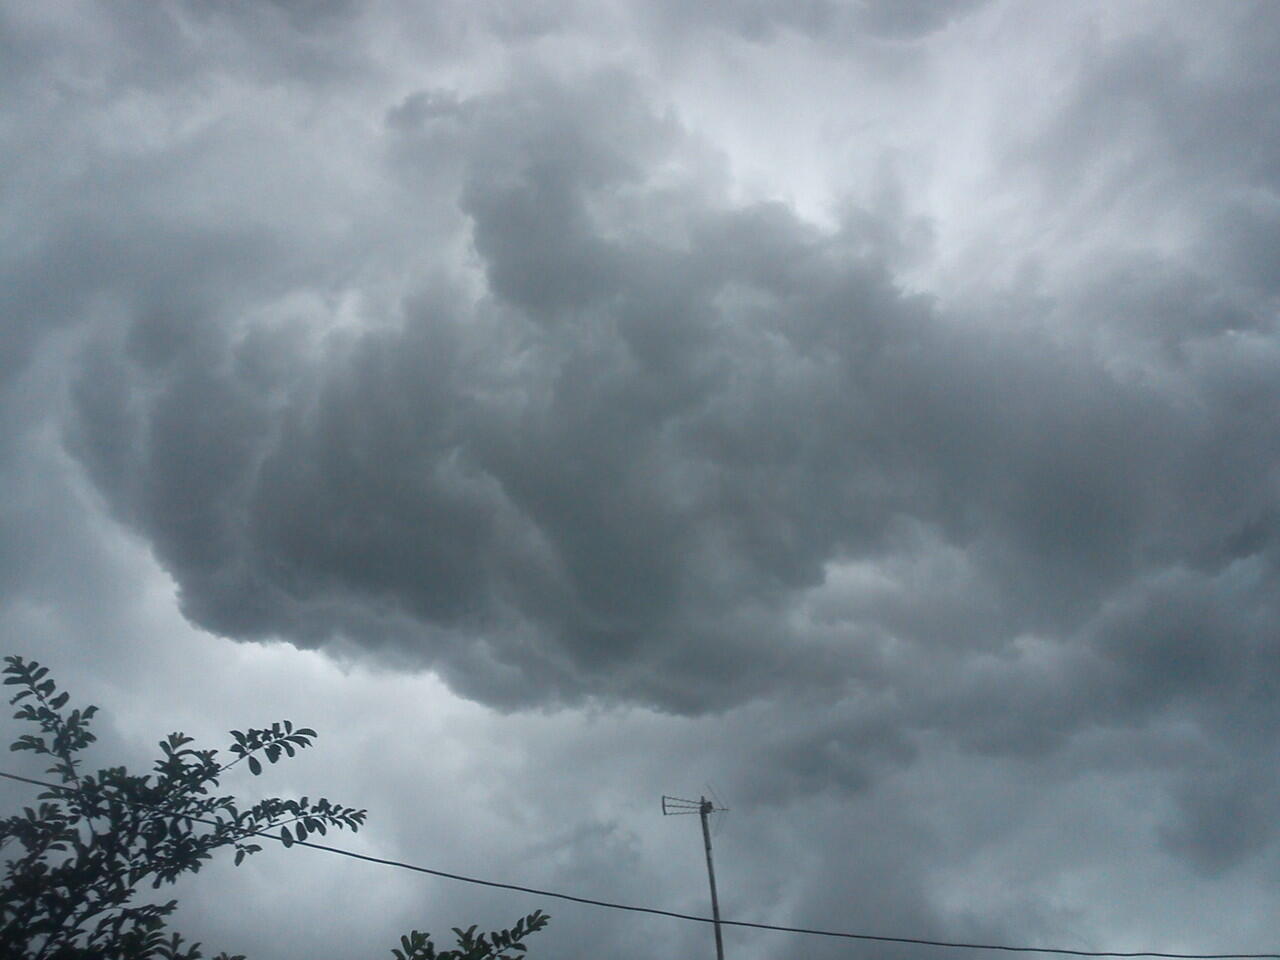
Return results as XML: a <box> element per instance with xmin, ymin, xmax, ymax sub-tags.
<box><xmin>0</xmin><ymin>656</ymin><xmax>366</xmax><ymax>959</ymax></box>
<box><xmin>0</xmin><ymin>655</ymin><xmax>549</xmax><ymax>960</ymax></box>
<box><xmin>392</xmin><ymin>910</ymin><xmax>551</xmax><ymax>960</ymax></box>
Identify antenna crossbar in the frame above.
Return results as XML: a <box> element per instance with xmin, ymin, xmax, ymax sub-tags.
<box><xmin>662</xmin><ymin>795</ymin><xmax>704</xmax><ymax>815</ymax></box>
<box><xmin>663</xmin><ymin>795</ymin><xmax>728</xmax><ymax>816</ymax></box>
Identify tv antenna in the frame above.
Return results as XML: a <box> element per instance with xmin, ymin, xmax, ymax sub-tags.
<box><xmin>662</xmin><ymin>794</ymin><xmax>729</xmax><ymax>960</ymax></box>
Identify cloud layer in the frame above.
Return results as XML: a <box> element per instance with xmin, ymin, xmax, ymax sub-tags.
<box><xmin>4</xmin><ymin>2</ymin><xmax>1280</xmax><ymax>958</ymax></box>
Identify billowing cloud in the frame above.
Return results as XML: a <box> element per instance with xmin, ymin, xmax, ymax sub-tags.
<box><xmin>5</xmin><ymin>3</ymin><xmax>1280</xmax><ymax>958</ymax></box>
<box><xmin>55</xmin><ymin>37</ymin><xmax>1280</xmax><ymax>738</ymax></box>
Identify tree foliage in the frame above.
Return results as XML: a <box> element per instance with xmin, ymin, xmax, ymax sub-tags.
<box><xmin>391</xmin><ymin>913</ymin><xmax>550</xmax><ymax>960</ymax></box>
<box><xmin>0</xmin><ymin>655</ymin><xmax>548</xmax><ymax>959</ymax></box>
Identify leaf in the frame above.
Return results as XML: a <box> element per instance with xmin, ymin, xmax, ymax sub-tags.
<box><xmin>280</xmin><ymin>826</ymin><xmax>293</xmax><ymax>847</ymax></box>
<box><xmin>247</xmin><ymin>756</ymin><xmax>261</xmax><ymax>776</ymax></box>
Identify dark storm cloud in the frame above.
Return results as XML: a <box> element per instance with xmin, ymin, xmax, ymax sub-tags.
<box><xmin>7</xmin><ymin>11</ymin><xmax>1280</xmax><ymax>945</ymax></box>
<box><xmin>55</xmin><ymin>17</ymin><xmax>1280</xmax><ymax>759</ymax></box>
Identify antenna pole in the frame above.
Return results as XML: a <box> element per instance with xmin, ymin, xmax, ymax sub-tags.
<box><xmin>700</xmin><ymin>796</ymin><xmax>726</xmax><ymax>960</ymax></box>
<box><xmin>662</xmin><ymin>792</ymin><xmax>728</xmax><ymax>960</ymax></box>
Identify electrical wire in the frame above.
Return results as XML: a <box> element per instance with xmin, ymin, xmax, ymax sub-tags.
<box><xmin>2</xmin><ymin>768</ymin><xmax>1277</xmax><ymax>959</ymax></box>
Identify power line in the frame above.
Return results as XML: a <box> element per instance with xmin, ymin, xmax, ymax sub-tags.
<box><xmin>2</xmin><ymin>768</ymin><xmax>1277</xmax><ymax>960</ymax></box>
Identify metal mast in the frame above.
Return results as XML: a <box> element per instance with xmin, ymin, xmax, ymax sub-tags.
<box><xmin>663</xmin><ymin>794</ymin><xmax>728</xmax><ymax>960</ymax></box>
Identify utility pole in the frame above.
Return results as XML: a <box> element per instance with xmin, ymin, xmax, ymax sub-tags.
<box><xmin>663</xmin><ymin>794</ymin><xmax>728</xmax><ymax>960</ymax></box>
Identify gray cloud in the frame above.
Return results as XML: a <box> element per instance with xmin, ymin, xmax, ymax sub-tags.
<box><xmin>51</xmin><ymin>30</ymin><xmax>1280</xmax><ymax>742</ymax></box>
<box><xmin>645</xmin><ymin>0</ymin><xmax>990</xmax><ymax>43</ymax></box>
<box><xmin>6</xmin><ymin>3</ymin><xmax>1280</xmax><ymax>958</ymax></box>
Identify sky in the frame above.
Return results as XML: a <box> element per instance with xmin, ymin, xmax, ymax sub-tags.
<box><xmin>3</xmin><ymin>1</ymin><xmax>1280</xmax><ymax>958</ymax></box>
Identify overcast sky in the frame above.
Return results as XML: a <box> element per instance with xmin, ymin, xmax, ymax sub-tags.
<box><xmin>4</xmin><ymin>1</ymin><xmax>1280</xmax><ymax>958</ymax></box>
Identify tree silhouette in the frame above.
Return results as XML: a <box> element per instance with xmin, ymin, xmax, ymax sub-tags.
<box><xmin>0</xmin><ymin>655</ymin><xmax>547</xmax><ymax>959</ymax></box>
